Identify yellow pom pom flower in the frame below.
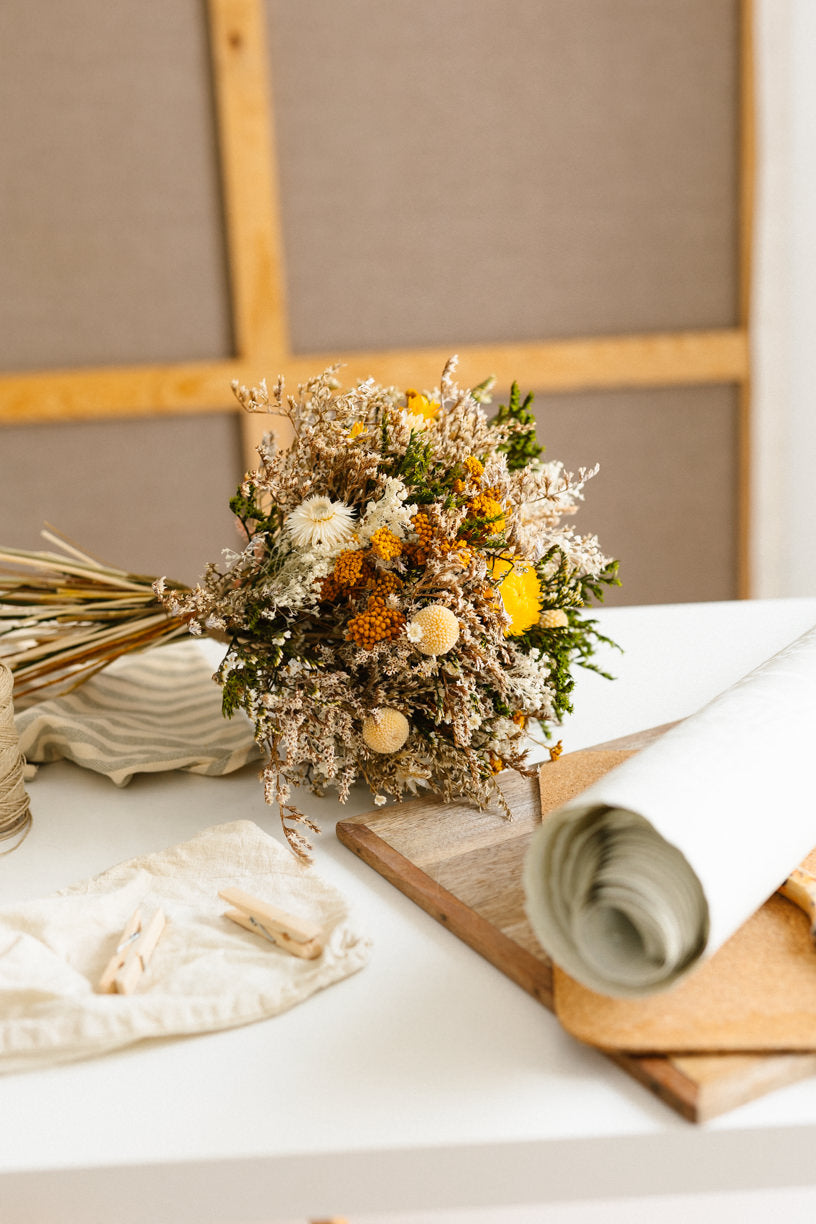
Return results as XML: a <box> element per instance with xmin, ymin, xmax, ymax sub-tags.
<box><xmin>489</xmin><ymin>556</ymin><xmax>542</xmax><ymax>636</ymax></box>
<box><xmin>407</xmin><ymin>604</ymin><xmax>460</xmax><ymax>655</ymax></box>
<box><xmin>362</xmin><ymin>708</ymin><xmax>410</xmax><ymax>753</ymax></box>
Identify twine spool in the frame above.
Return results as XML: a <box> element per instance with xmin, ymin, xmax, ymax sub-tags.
<box><xmin>0</xmin><ymin>662</ymin><xmax>32</xmax><ymax>852</ymax></box>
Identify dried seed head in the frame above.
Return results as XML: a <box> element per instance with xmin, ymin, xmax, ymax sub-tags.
<box><xmin>539</xmin><ymin>608</ymin><xmax>569</xmax><ymax>629</ymax></box>
<box><xmin>362</xmin><ymin>708</ymin><xmax>410</xmax><ymax>753</ymax></box>
<box><xmin>408</xmin><ymin>604</ymin><xmax>460</xmax><ymax>656</ymax></box>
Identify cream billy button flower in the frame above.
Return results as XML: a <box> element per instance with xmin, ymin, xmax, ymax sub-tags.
<box><xmin>284</xmin><ymin>495</ymin><xmax>356</xmax><ymax>550</ymax></box>
<box><xmin>408</xmin><ymin>604</ymin><xmax>460</xmax><ymax>655</ymax></box>
<box><xmin>539</xmin><ymin>608</ymin><xmax>569</xmax><ymax>629</ymax></box>
<box><xmin>362</xmin><ymin>708</ymin><xmax>410</xmax><ymax>753</ymax></box>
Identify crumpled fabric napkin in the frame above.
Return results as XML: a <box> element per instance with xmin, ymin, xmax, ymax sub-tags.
<box><xmin>14</xmin><ymin>642</ymin><xmax>261</xmax><ymax>785</ymax></box>
<box><xmin>0</xmin><ymin>820</ymin><xmax>370</xmax><ymax>1073</ymax></box>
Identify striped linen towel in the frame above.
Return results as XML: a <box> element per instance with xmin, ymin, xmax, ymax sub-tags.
<box><xmin>14</xmin><ymin>643</ymin><xmax>261</xmax><ymax>785</ymax></box>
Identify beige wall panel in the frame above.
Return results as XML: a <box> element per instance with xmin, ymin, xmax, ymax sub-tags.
<box><xmin>0</xmin><ymin>416</ymin><xmax>243</xmax><ymax>587</ymax></box>
<box><xmin>266</xmin><ymin>0</ymin><xmax>739</xmax><ymax>355</ymax></box>
<box><xmin>530</xmin><ymin>384</ymin><xmax>739</xmax><ymax>606</ymax></box>
<box><xmin>0</xmin><ymin>2</ymin><xmax>232</xmax><ymax>371</ymax></box>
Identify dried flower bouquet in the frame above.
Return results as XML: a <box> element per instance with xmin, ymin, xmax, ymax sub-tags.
<box><xmin>155</xmin><ymin>357</ymin><xmax>619</xmax><ymax>856</ymax></box>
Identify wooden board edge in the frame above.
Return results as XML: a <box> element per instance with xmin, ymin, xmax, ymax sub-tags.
<box><xmin>337</xmin><ymin>815</ymin><xmax>707</xmax><ymax>1123</ymax></box>
<box><xmin>687</xmin><ymin>1052</ymin><xmax>816</xmax><ymax>1125</ymax></box>
<box><xmin>338</xmin><ymin>811</ymin><xmax>816</xmax><ymax>1124</ymax></box>
<box><xmin>608</xmin><ymin>1053</ymin><xmax>700</xmax><ymax>1124</ymax></box>
<box><xmin>336</xmin><ymin>816</ymin><xmax>554</xmax><ymax>1009</ymax></box>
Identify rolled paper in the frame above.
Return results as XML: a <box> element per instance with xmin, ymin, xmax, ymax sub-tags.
<box><xmin>523</xmin><ymin>623</ymin><xmax>816</xmax><ymax>997</ymax></box>
<box><xmin>0</xmin><ymin>662</ymin><xmax>32</xmax><ymax>851</ymax></box>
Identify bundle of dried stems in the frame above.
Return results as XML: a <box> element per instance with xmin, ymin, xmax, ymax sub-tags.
<box><xmin>0</xmin><ymin>530</ymin><xmax>189</xmax><ymax>701</ymax></box>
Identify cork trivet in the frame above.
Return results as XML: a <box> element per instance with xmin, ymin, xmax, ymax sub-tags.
<box><xmin>0</xmin><ymin>662</ymin><xmax>32</xmax><ymax>852</ymax></box>
<box><xmin>538</xmin><ymin>747</ymin><xmax>637</xmax><ymax>817</ymax></box>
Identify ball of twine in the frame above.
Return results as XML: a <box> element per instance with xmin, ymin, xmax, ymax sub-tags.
<box><xmin>0</xmin><ymin>662</ymin><xmax>32</xmax><ymax>852</ymax></box>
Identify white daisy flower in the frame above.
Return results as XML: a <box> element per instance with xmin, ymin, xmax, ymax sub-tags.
<box><xmin>284</xmin><ymin>495</ymin><xmax>356</xmax><ymax>550</ymax></box>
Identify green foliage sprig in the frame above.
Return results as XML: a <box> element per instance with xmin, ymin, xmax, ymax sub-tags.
<box><xmin>490</xmin><ymin>382</ymin><xmax>544</xmax><ymax>470</ymax></box>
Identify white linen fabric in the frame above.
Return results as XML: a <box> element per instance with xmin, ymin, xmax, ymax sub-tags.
<box><xmin>14</xmin><ymin>642</ymin><xmax>261</xmax><ymax>785</ymax></box>
<box><xmin>523</xmin><ymin>623</ymin><xmax>816</xmax><ymax>997</ymax></box>
<box><xmin>0</xmin><ymin>820</ymin><xmax>370</xmax><ymax>1072</ymax></box>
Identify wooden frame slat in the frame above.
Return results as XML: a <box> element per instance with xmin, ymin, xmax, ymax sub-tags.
<box><xmin>207</xmin><ymin>0</ymin><xmax>289</xmax><ymax>362</ymax></box>
<box><xmin>0</xmin><ymin>329</ymin><xmax>748</xmax><ymax>426</ymax></box>
<box><xmin>736</xmin><ymin>0</ymin><xmax>756</xmax><ymax>598</ymax></box>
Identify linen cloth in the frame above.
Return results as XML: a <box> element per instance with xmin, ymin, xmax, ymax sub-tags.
<box><xmin>0</xmin><ymin>820</ymin><xmax>370</xmax><ymax>1072</ymax></box>
<box><xmin>523</xmin><ymin>623</ymin><xmax>816</xmax><ymax>998</ymax></box>
<box><xmin>14</xmin><ymin>642</ymin><xmax>261</xmax><ymax>785</ymax></box>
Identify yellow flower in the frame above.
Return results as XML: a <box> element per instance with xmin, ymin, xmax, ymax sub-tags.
<box><xmin>489</xmin><ymin>556</ymin><xmax>542</xmax><ymax>636</ymax></box>
<box><xmin>349</xmin><ymin>421</ymin><xmax>367</xmax><ymax>439</ymax></box>
<box><xmin>404</xmin><ymin>388</ymin><xmax>440</xmax><ymax>425</ymax></box>
<box><xmin>370</xmin><ymin>526</ymin><xmax>403</xmax><ymax>561</ymax></box>
<box><xmin>467</xmin><ymin>492</ymin><xmax>506</xmax><ymax>534</ymax></box>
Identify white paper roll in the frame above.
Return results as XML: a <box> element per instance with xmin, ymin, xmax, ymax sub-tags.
<box><xmin>522</xmin><ymin>623</ymin><xmax>816</xmax><ymax>997</ymax></box>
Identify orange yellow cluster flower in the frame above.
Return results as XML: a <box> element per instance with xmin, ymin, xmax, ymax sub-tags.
<box><xmin>439</xmin><ymin>539</ymin><xmax>473</xmax><ymax>568</ymax></box>
<box><xmin>408</xmin><ymin>511</ymin><xmax>437</xmax><ymax>564</ymax></box>
<box><xmin>334</xmin><ymin>548</ymin><xmax>368</xmax><ymax>587</ymax></box>
<box><xmin>321</xmin><ymin>547</ymin><xmax>370</xmax><ymax>601</ymax></box>
<box><xmin>466</xmin><ymin>492</ymin><xmax>506</xmax><ymax>534</ymax></box>
<box><xmin>371</xmin><ymin>571</ymin><xmax>402</xmax><ymax>600</ymax></box>
<box><xmin>370</xmin><ymin>527</ymin><xmax>403</xmax><ymax>561</ymax></box>
<box><xmin>454</xmin><ymin>456</ymin><xmax>485</xmax><ymax>495</ymax></box>
<box><xmin>347</xmin><ymin>598</ymin><xmax>406</xmax><ymax>649</ymax></box>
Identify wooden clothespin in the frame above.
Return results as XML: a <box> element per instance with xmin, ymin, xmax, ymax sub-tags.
<box><xmin>219</xmin><ymin>886</ymin><xmax>324</xmax><ymax>959</ymax></box>
<box><xmin>97</xmin><ymin>906</ymin><xmax>167</xmax><ymax>994</ymax></box>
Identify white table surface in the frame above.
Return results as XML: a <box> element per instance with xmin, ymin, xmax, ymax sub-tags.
<box><xmin>3</xmin><ymin>597</ymin><xmax>816</xmax><ymax>1224</ymax></box>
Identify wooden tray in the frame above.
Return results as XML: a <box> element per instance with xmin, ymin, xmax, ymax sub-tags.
<box><xmin>337</xmin><ymin>749</ymin><xmax>816</xmax><ymax>1124</ymax></box>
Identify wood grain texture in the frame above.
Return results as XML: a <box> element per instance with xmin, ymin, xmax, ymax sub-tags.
<box><xmin>337</xmin><ymin>734</ymin><xmax>816</xmax><ymax>1123</ymax></box>
<box><xmin>0</xmin><ymin>361</ymin><xmax>243</xmax><ymax>423</ymax></box>
<box><xmin>208</xmin><ymin>0</ymin><xmax>289</xmax><ymax>361</ymax></box>
<box><xmin>281</xmin><ymin>328</ymin><xmax>749</xmax><ymax>394</ymax></box>
<box><xmin>736</xmin><ymin>0</ymin><xmax>756</xmax><ymax>597</ymax></box>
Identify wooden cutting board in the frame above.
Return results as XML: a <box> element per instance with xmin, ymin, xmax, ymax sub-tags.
<box><xmin>336</xmin><ymin>729</ymin><xmax>816</xmax><ymax>1124</ymax></box>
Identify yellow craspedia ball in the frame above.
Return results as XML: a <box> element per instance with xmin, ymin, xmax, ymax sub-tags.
<box><xmin>539</xmin><ymin>608</ymin><xmax>569</xmax><ymax>629</ymax></box>
<box><xmin>362</xmin><ymin>708</ymin><xmax>410</xmax><ymax>753</ymax></box>
<box><xmin>489</xmin><ymin>556</ymin><xmax>542</xmax><ymax>636</ymax></box>
<box><xmin>408</xmin><ymin>604</ymin><xmax>460</xmax><ymax>656</ymax></box>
